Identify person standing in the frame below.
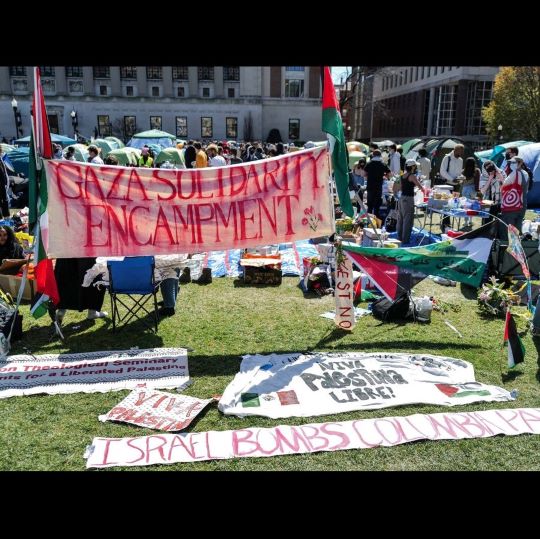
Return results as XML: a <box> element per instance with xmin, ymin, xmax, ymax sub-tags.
<box><xmin>184</xmin><ymin>141</ymin><xmax>196</xmax><ymax>169</ymax></box>
<box><xmin>479</xmin><ymin>160</ymin><xmax>504</xmax><ymax>225</ymax></box>
<box><xmin>417</xmin><ymin>148</ymin><xmax>432</xmax><ymax>185</ymax></box>
<box><xmin>137</xmin><ymin>146</ymin><xmax>154</xmax><ymax>168</ymax></box>
<box><xmin>394</xmin><ymin>159</ymin><xmax>425</xmax><ymax>244</ymax></box>
<box><xmin>364</xmin><ymin>150</ymin><xmax>390</xmax><ymax>219</ymax></box>
<box><xmin>194</xmin><ymin>142</ymin><xmax>208</xmax><ymax>168</ymax></box>
<box><xmin>461</xmin><ymin>157</ymin><xmax>481</xmax><ymax>228</ymax></box>
<box><xmin>499</xmin><ymin>157</ymin><xmax>526</xmax><ymax>240</ymax></box>
<box><xmin>207</xmin><ymin>144</ymin><xmax>227</xmax><ymax>167</ymax></box>
<box><xmin>87</xmin><ymin>145</ymin><xmax>104</xmax><ymax>165</ymax></box>
<box><xmin>0</xmin><ymin>147</ymin><xmax>10</xmax><ymax>217</ymax></box>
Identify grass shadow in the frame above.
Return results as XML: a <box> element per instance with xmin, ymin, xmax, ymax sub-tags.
<box><xmin>232</xmin><ymin>278</ymin><xmax>281</xmax><ymax>288</ymax></box>
<box><xmin>532</xmin><ymin>335</ymin><xmax>540</xmax><ymax>383</ymax></box>
<box><xmin>321</xmin><ymin>340</ymin><xmax>482</xmax><ymax>352</ymax></box>
<box><xmin>460</xmin><ymin>283</ymin><xmax>479</xmax><ymax>300</ymax></box>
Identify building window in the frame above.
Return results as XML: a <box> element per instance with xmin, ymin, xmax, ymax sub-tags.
<box><xmin>147</xmin><ymin>66</ymin><xmax>162</xmax><ymax>80</ymax></box>
<box><xmin>399</xmin><ymin>71</ymin><xmax>403</xmax><ymax>85</ymax></box>
<box><xmin>223</xmin><ymin>66</ymin><xmax>240</xmax><ymax>81</ymax></box>
<box><xmin>11</xmin><ymin>79</ymin><xmax>28</xmax><ymax>92</ymax></box>
<box><xmin>289</xmin><ymin>119</ymin><xmax>300</xmax><ymax>140</ymax></box>
<box><xmin>427</xmin><ymin>67</ymin><xmax>431</xmax><ymax>77</ymax></box>
<box><xmin>99</xmin><ymin>85</ymin><xmax>108</xmax><ymax>96</ymax></box>
<box><xmin>65</xmin><ymin>66</ymin><xmax>83</xmax><ymax>78</ymax></box>
<box><xmin>441</xmin><ymin>67</ymin><xmax>445</xmax><ymax>74</ymax></box>
<box><xmin>42</xmin><ymin>79</ymin><xmax>55</xmax><ymax>94</ymax></box>
<box><xmin>465</xmin><ymin>80</ymin><xmax>494</xmax><ymax>136</ymax></box>
<box><xmin>176</xmin><ymin>116</ymin><xmax>188</xmax><ymax>137</ymax></box>
<box><xmin>98</xmin><ymin>115</ymin><xmax>112</xmax><ymax>136</ymax></box>
<box><xmin>434</xmin><ymin>66</ymin><xmax>438</xmax><ymax>76</ymax></box>
<box><xmin>201</xmin><ymin>117</ymin><xmax>213</xmax><ymax>138</ymax></box>
<box><xmin>226</xmin><ymin>117</ymin><xmax>238</xmax><ymax>139</ymax></box>
<box><xmin>172</xmin><ymin>66</ymin><xmax>188</xmax><ymax>80</ymax></box>
<box><xmin>94</xmin><ymin>66</ymin><xmax>110</xmax><ymax>78</ymax></box>
<box><xmin>404</xmin><ymin>70</ymin><xmax>408</xmax><ymax>84</ymax></box>
<box><xmin>120</xmin><ymin>66</ymin><xmax>137</xmax><ymax>79</ymax></box>
<box><xmin>9</xmin><ymin>66</ymin><xmax>26</xmax><ymax>76</ymax></box>
<box><xmin>227</xmin><ymin>88</ymin><xmax>235</xmax><ymax>98</ymax></box>
<box><xmin>198</xmin><ymin>67</ymin><xmax>214</xmax><ymax>81</ymax></box>
<box><xmin>150</xmin><ymin>116</ymin><xmax>162</xmax><ymax>130</ymax></box>
<box><xmin>68</xmin><ymin>80</ymin><xmax>83</xmax><ymax>93</ymax></box>
<box><xmin>177</xmin><ymin>86</ymin><xmax>185</xmax><ymax>97</ymax></box>
<box><xmin>151</xmin><ymin>86</ymin><xmax>160</xmax><ymax>97</ymax></box>
<box><xmin>124</xmin><ymin>116</ymin><xmax>136</xmax><ymax>139</ymax></box>
<box><xmin>432</xmin><ymin>84</ymin><xmax>457</xmax><ymax>136</ymax></box>
<box><xmin>285</xmin><ymin>79</ymin><xmax>304</xmax><ymax>97</ymax></box>
<box><xmin>126</xmin><ymin>85</ymin><xmax>134</xmax><ymax>96</ymax></box>
<box><xmin>40</xmin><ymin>66</ymin><xmax>55</xmax><ymax>77</ymax></box>
<box><xmin>202</xmin><ymin>87</ymin><xmax>210</xmax><ymax>98</ymax></box>
<box><xmin>415</xmin><ymin>67</ymin><xmax>419</xmax><ymax>81</ymax></box>
<box><xmin>285</xmin><ymin>67</ymin><xmax>305</xmax><ymax>71</ymax></box>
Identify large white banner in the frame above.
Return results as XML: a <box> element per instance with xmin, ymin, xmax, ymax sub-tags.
<box><xmin>0</xmin><ymin>348</ymin><xmax>189</xmax><ymax>398</ymax></box>
<box><xmin>85</xmin><ymin>407</ymin><xmax>540</xmax><ymax>468</ymax></box>
<box><xmin>218</xmin><ymin>352</ymin><xmax>514</xmax><ymax>418</ymax></box>
<box><xmin>99</xmin><ymin>387</ymin><xmax>213</xmax><ymax>432</ymax></box>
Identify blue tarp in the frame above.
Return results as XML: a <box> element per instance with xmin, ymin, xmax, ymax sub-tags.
<box><xmin>14</xmin><ymin>134</ymin><xmax>76</xmax><ymax>147</ymax></box>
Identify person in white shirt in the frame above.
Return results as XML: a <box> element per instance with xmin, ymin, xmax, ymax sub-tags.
<box><xmin>388</xmin><ymin>144</ymin><xmax>401</xmax><ymax>176</ymax></box>
<box><xmin>87</xmin><ymin>145</ymin><xmax>104</xmax><ymax>164</ymax></box>
<box><xmin>207</xmin><ymin>144</ymin><xmax>227</xmax><ymax>167</ymax></box>
<box><xmin>417</xmin><ymin>148</ymin><xmax>432</xmax><ymax>184</ymax></box>
<box><xmin>439</xmin><ymin>144</ymin><xmax>464</xmax><ymax>185</ymax></box>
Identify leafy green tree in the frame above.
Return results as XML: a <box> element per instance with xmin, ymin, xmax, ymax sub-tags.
<box><xmin>483</xmin><ymin>67</ymin><xmax>540</xmax><ymax>142</ymax></box>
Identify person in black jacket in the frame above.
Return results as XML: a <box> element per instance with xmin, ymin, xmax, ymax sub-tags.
<box><xmin>0</xmin><ymin>225</ymin><xmax>25</xmax><ymax>275</ymax></box>
<box><xmin>364</xmin><ymin>150</ymin><xmax>390</xmax><ymax>219</ymax></box>
<box><xmin>0</xmin><ymin>147</ymin><xmax>10</xmax><ymax>218</ymax></box>
<box><xmin>184</xmin><ymin>141</ymin><xmax>197</xmax><ymax>169</ymax></box>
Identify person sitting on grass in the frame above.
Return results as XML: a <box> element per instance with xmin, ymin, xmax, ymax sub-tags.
<box><xmin>0</xmin><ymin>225</ymin><xmax>26</xmax><ymax>275</ymax></box>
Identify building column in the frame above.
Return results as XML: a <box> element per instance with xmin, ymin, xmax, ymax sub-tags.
<box><xmin>110</xmin><ymin>66</ymin><xmax>121</xmax><ymax>97</ymax></box>
<box><xmin>427</xmin><ymin>88</ymin><xmax>435</xmax><ymax>136</ymax></box>
<box><xmin>188</xmin><ymin>67</ymin><xmax>198</xmax><ymax>97</ymax></box>
<box><xmin>137</xmin><ymin>66</ymin><xmax>147</xmax><ymax>97</ymax></box>
<box><xmin>83</xmin><ymin>67</ymin><xmax>94</xmax><ymax>95</ymax></box>
<box><xmin>454</xmin><ymin>80</ymin><xmax>469</xmax><ymax>137</ymax></box>
<box><xmin>270</xmin><ymin>66</ymin><xmax>281</xmax><ymax>97</ymax></box>
<box><xmin>163</xmin><ymin>66</ymin><xmax>173</xmax><ymax>98</ymax></box>
<box><xmin>55</xmin><ymin>66</ymin><xmax>67</xmax><ymax>95</ymax></box>
<box><xmin>214</xmin><ymin>66</ymin><xmax>223</xmax><ymax>98</ymax></box>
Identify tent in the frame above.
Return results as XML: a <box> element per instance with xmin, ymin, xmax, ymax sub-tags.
<box><xmin>127</xmin><ymin>129</ymin><xmax>176</xmax><ymax>150</ymax></box>
<box><xmin>489</xmin><ymin>140</ymin><xmax>533</xmax><ymax>167</ymax></box>
<box><xmin>374</xmin><ymin>140</ymin><xmax>395</xmax><ymax>147</ymax></box>
<box><xmin>6</xmin><ymin>147</ymin><xmax>30</xmax><ymax>176</ymax></box>
<box><xmin>401</xmin><ymin>138</ymin><xmax>422</xmax><ymax>156</ymax></box>
<box><xmin>14</xmin><ymin>134</ymin><xmax>76</xmax><ymax>147</ymax></box>
<box><xmin>93</xmin><ymin>139</ymin><xmax>116</xmax><ymax>159</ymax></box>
<box><xmin>0</xmin><ymin>143</ymin><xmax>16</xmax><ymax>154</ymax></box>
<box><xmin>107</xmin><ymin>147</ymin><xmax>141</xmax><ymax>166</ymax></box>
<box><xmin>155</xmin><ymin>147</ymin><xmax>185</xmax><ymax>167</ymax></box>
<box><xmin>104</xmin><ymin>136</ymin><xmax>125</xmax><ymax>149</ymax></box>
<box><xmin>347</xmin><ymin>141</ymin><xmax>369</xmax><ymax>153</ymax></box>
<box><xmin>348</xmin><ymin>151</ymin><xmax>366</xmax><ymax>168</ymax></box>
<box><xmin>69</xmin><ymin>143</ymin><xmax>89</xmax><ymax>163</ymax></box>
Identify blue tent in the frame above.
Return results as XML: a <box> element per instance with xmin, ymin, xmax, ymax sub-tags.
<box><xmin>6</xmin><ymin>148</ymin><xmax>30</xmax><ymax>177</ymax></box>
<box><xmin>14</xmin><ymin>134</ymin><xmax>77</xmax><ymax>147</ymax></box>
<box><xmin>489</xmin><ymin>140</ymin><xmax>533</xmax><ymax>167</ymax></box>
<box><xmin>507</xmin><ymin>143</ymin><xmax>540</xmax><ymax>207</ymax></box>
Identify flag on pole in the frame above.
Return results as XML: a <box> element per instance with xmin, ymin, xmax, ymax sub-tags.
<box><xmin>321</xmin><ymin>66</ymin><xmax>354</xmax><ymax>218</ymax></box>
<box><xmin>504</xmin><ymin>310</ymin><xmax>525</xmax><ymax>368</ymax></box>
<box><xmin>29</xmin><ymin>67</ymin><xmax>59</xmax><ymax>311</ymax></box>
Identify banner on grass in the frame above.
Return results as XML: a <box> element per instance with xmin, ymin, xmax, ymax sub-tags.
<box><xmin>217</xmin><ymin>352</ymin><xmax>513</xmax><ymax>418</ymax></box>
<box><xmin>45</xmin><ymin>146</ymin><xmax>333</xmax><ymax>258</ymax></box>
<box><xmin>85</xmin><ymin>407</ymin><xmax>540</xmax><ymax>468</ymax></box>
<box><xmin>99</xmin><ymin>387</ymin><xmax>213</xmax><ymax>432</ymax></box>
<box><xmin>0</xmin><ymin>348</ymin><xmax>189</xmax><ymax>398</ymax></box>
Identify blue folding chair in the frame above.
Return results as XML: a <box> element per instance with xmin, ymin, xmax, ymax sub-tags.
<box><xmin>107</xmin><ymin>256</ymin><xmax>160</xmax><ymax>333</ymax></box>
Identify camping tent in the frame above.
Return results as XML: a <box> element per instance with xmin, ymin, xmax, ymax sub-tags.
<box><xmin>127</xmin><ymin>129</ymin><xmax>176</xmax><ymax>150</ymax></box>
<box><xmin>93</xmin><ymin>139</ymin><xmax>116</xmax><ymax>159</ymax></box>
<box><xmin>69</xmin><ymin>144</ymin><xmax>89</xmax><ymax>163</ymax></box>
<box><xmin>401</xmin><ymin>138</ymin><xmax>422</xmax><ymax>156</ymax></box>
<box><xmin>6</xmin><ymin>148</ymin><xmax>30</xmax><ymax>176</ymax></box>
<box><xmin>348</xmin><ymin>151</ymin><xmax>366</xmax><ymax>168</ymax></box>
<box><xmin>155</xmin><ymin>147</ymin><xmax>185</xmax><ymax>167</ymax></box>
<box><xmin>14</xmin><ymin>134</ymin><xmax>76</xmax><ymax>147</ymax></box>
<box><xmin>105</xmin><ymin>136</ymin><xmax>125</xmax><ymax>149</ymax></box>
<box><xmin>107</xmin><ymin>147</ymin><xmax>141</xmax><ymax>166</ymax></box>
<box><xmin>347</xmin><ymin>141</ymin><xmax>369</xmax><ymax>153</ymax></box>
<box><xmin>489</xmin><ymin>141</ymin><xmax>534</xmax><ymax>167</ymax></box>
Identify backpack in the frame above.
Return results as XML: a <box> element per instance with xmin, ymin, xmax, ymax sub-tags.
<box><xmin>384</xmin><ymin>210</ymin><xmax>398</xmax><ymax>232</ymax></box>
<box><xmin>371</xmin><ymin>294</ymin><xmax>410</xmax><ymax>322</ymax></box>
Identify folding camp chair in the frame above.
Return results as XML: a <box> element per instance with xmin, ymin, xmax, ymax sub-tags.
<box><xmin>107</xmin><ymin>256</ymin><xmax>160</xmax><ymax>333</ymax></box>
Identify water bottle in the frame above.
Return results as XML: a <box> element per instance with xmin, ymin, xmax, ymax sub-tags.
<box><xmin>381</xmin><ymin>225</ymin><xmax>387</xmax><ymax>241</ymax></box>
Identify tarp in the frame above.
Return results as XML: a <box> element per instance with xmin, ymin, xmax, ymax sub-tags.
<box><xmin>45</xmin><ymin>146</ymin><xmax>334</xmax><ymax>258</ymax></box>
<box><xmin>14</xmin><ymin>134</ymin><xmax>76</xmax><ymax>147</ymax></box>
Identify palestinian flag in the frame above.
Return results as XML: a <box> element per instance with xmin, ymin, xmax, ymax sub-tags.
<box><xmin>29</xmin><ymin>67</ymin><xmax>59</xmax><ymax>311</ymax></box>
<box><xmin>30</xmin><ymin>292</ymin><xmax>49</xmax><ymax>319</ymax></box>
<box><xmin>343</xmin><ymin>223</ymin><xmax>494</xmax><ymax>301</ymax></box>
<box><xmin>321</xmin><ymin>66</ymin><xmax>354</xmax><ymax>218</ymax></box>
<box><xmin>504</xmin><ymin>311</ymin><xmax>525</xmax><ymax>368</ymax></box>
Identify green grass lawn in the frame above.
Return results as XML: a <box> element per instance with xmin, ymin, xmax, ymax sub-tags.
<box><xmin>2</xmin><ymin>273</ymin><xmax>540</xmax><ymax>471</ymax></box>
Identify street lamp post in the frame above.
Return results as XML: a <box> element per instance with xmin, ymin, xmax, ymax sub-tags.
<box><xmin>498</xmin><ymin>124</ymin><xmax>503</xmax><ymax>144</ymax></box>
<box><xmin>70</xmin><ymin>109</ymin><xmax>78</xmax><ymax>140</ymax></box>
<box><xmin>11</xmin><ymin>98</ymin><xmax>23</xmax><ymax>139</ymax></box>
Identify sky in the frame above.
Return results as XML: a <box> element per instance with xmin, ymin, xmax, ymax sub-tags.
<box><xmin>332</xmin><ymin>66</ymin><xmax>350</xmax><ymax>85</ymax></box>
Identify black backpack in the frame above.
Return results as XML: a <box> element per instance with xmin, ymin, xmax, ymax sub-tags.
<box><xmin>372</xmin><ymin>294</ymin><xmax>410</xmax><ymax>322</ymax></box>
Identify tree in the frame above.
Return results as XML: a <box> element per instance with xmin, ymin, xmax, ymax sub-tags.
<box><xmin>482</xmin><ymin>67</ymin><xmax>540</xmax><ymax>142</ymax></box>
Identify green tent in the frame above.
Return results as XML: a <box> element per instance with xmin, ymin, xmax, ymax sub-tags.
<box><xmin>401</xmin><ymin>138</ymin><xmax>422</xmax><ymax>156</ymax></box>
<box><xmin>132</xmin><ymin>129</ymin><xmax>176</xmax><ymax>139</ymax></box>
<box><xmin>93</xmin><ymin>139</ymin><xmax>116</xmax><ymax>159</ymax></box>
<box><xmin>70</xmin><ymin>143</ymin><xmax>89</xmax><ymax>162</ymax></box>
<box><xmin>105</xmin><ymin>136</ymin><xmax>125</xmax><ymax>149</ymax></box>
<box><xmin>349</xmin><ymin>151</ymin><xmax>366</xmax><ymax>168</ymax></box>
<box><xmin>155</xmin><ymin>147</ymin><xmax>185</xmax><ymax>166</ymax></box>
<box><xmin>107</xmin><ymin>147</ymin><xmax>141</xmax><ymax>166</ymax></box>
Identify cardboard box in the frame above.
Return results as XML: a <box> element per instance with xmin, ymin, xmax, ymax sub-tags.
<box><xmin>0</xmin><ymin>274</ymin><xmax>36</xmax><ymax>302</ymax></box>
<box><xmin>243</xmin><ymin>265</ymin><xmax>282</xmax><ymax>285</ymax></box>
